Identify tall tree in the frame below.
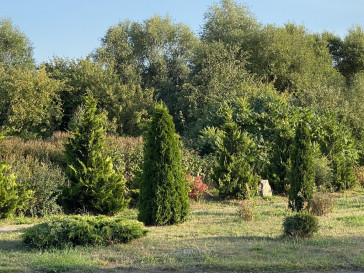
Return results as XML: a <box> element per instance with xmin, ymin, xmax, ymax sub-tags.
<box><xmin>138</xmin><ymin>104</ymin><xmax>189</xmax><ymax>226</ymax></box>
<box><xmin>289</xmin><ymin>121</ymin><xmax>314</xmax><ymax>212</ymax></box>
<box><xmin>61</xmin><ymin>95</ymin><xmax>128</xmax><ymax>215</ymax></box>
<box><xmin>0</xmin><ymin>18</ymin><xmax>34</xmax><ymax>69</ymax></box>
<box><xmin>0</xmin><ymin>66</ymin><xmax>62</xmax><ymax>139</ymax></box>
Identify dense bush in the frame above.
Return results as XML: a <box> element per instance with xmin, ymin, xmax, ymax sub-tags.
<box><xmin>283</xmin><ymin>213</ymin><xmax>319</xmax><ymax>238</ymax></box>
<box><xmin>23</xmin><ymin>215</ymin><xmax>148</xmax><ymax>248</ymax></box>
<box><xmin>61</xmin><ymin>95</ymin><xmax>128</xmax><ymax>215</ymax></box>
<box><xmin>0</xmin><ymin>135</ymin><xmax>33</xmax><ymax>218</ymax></box>
<box><xmin>212</xmin><ymin>117</ymin><xmax>258</xmax><ymax>199</ymax></box>
<box><xmin>138</xmin><ymin>104</ymin><xmax>189</xmax><ymax>226</ymax></box>
<box><xmin>9</xmin><ymin>156</ymin><xmax>65</xmax><ymax>216</ymax></box>
<box><xmin>310</xmin><ymin>192</ymin><xmax>334</xmax><ymax>216</ymax></box>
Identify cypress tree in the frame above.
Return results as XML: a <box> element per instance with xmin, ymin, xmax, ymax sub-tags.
<box><xmin>138</xmin><ymin>104</ymin><xmax>189</xmax><ymax>226</ymax></box>
<box><xmin>212</xmin><ymin>119</ymin><xmax>258</xmax><ymax>199</ymax></box>
<box><xmin>61</xmin><ymin>95</ymin><xmax>128</xmax><ymax>215</ymax></box>
<box><xmin>289</xmin><ymin>121</ymin><xmax>314</xmax><ymax>212</ymax></box>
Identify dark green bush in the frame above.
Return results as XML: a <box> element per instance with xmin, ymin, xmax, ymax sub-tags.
<box><xmin>138</xmin><ymin>104</ymin><xmax>189</xmax><ymax>226</ymax></box>
<box><xmin>23</xmin><ymin>215</ymin><xmax>148</xmax><ymax>248</ymax></box>
<box><xmin>212</xmin><ymin>119</ymin><xmax>258</xmax><ymax>199</ymax></box>
<box><xmin>283</xmin><ymin>213</ymin><xmax>319</xmax><ymax>238</ymax></box>
<box><xmin>289</xmin><ymin>121</ymin><xmax>315</xmax><ymax>211</ymax></box>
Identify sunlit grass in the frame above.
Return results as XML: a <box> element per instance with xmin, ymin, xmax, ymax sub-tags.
<box><xmin>0</xmin><ymin>192</ymin><xmax>363</xmax><ymax>272</ymax></box>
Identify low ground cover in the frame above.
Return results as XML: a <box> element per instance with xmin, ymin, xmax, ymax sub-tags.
<box><xmin>0</xmin><ymin>193</ymin><xmax>363</xmax><ymax>273</ymax></box>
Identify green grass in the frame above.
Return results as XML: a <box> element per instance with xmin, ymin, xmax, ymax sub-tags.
<box><xmin>0</xmin><ymin>193</ymin><xmax>364</xmax><ymax>272</ymax></box>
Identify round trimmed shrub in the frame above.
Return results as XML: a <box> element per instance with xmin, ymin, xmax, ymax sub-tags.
<box><xmin>283</xmin><ymin>212</ymin><xmax>319</xmax><ymax>238</ymax></box>
<box><xmin>23</xmin><ymin>215</ymin><xmax>148</xmax><ymax>248</ymax></box>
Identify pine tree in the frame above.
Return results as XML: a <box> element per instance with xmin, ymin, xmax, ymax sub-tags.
<box><xmin>61</xmin><ymin>95</ymin><xmax>128</xmax><ymax>215</ymax></box>
<box><xmin>138</xmin><ymin>104</ymin><xmax>189</xmax><ymax>226</ymax></box>
<box><xmin>289</xmin><ymin>121</ymin><xmax>315</xmax><ymax>211</ymax></box>
<box><xmin>212</xmin><ymin>119</ymin><xmax>258</xmax><ymax>199</ymax></box>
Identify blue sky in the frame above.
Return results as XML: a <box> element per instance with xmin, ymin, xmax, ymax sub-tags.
<box><xmin>1</xmin><ymin>0</ymin><xmax>363</xmax><ymax>64</ymax></box>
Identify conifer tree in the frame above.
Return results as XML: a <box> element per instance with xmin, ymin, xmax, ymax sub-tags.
<box><xmin>212</xmin><ymin>116</ymin><xmax>258</xmax><ymax>199</ymax></box>
<box><xmin>138</xmin><ymin>104</ymin><xmax>189</xmax><ymax>226</ymax></box>
<box><xmin>289</xmin><ymin>121</ymin><xmax>314</xmax><ymax>211</ymax></box>
<box><xmin>61</xmin><ymin>95</ymin><xmax>128</xmax><ymax>215</ymax></box>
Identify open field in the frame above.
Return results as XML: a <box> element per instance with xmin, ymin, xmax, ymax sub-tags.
<box><xmin>1</xmin><ymin>192</ymin><xmax>364</xmax><ymax>273</ymax></box>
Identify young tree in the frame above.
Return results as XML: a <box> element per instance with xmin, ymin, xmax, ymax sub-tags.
<box><xmin>61</xmin><ymin>95</ymin><xmax>128</xmax><ymax>215</ymax></box>
<box><xmin>138</xmin><ymin>104</ymin><xmax>189</xmax><ymax>226</ymax></box>
<box><xmin>212</xmin><ymin>110</ymin><xmax>258</xmax><ymax>199</ymax></box>
<box><xmin>289</xmin><ymin>121</ymin><xmax>315</xmax><ymax>211</ymax></box>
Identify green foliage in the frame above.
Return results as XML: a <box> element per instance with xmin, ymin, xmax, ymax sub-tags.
<box><xmin>9</xmin><ymin>156</ymin><xmax>65</xmax><ymax>217</ymax></box>
<box><xmin>336</xmin><ymin>25</ymin><xmax>364</xmax><ymax>82</ymax></box>
<box><xmin>0</xmin><ymin>134</ymin><xmax>33</xmax><ymax>218</ymax></box>
<box><xmin>61</xmin><ymin>95</ymin><xmax>128</xmax><ymax>215</ymax></box>
<box><xmin>138</xmin><ymin>104</ymin><xmax>189</xmax><ymax>226</ymax></box>
<box><xmin>0</xmin><ymin>67</ymin><xmax>62</xmax><ymax>139</ymax></box>
<box><xmin>0</xmin><ymin>18</ymin><xmax>34</xmax><ymax>69</ymax></box>
<box><xmin>289</xmin><ymin>121</ymin><xmax>314</xmax><ymax>211</ymax></box>
<box><xmin>0</xmin><ymin>161</ymin><xmax>20</xmax><ymax>218</ymax></box>
<box><xmin>46</xmin><ymin>57</ymin><xmax>154</xmax><ymax>135</ymax></box>
<box><xmin>313</xmin><ymin>156</ymin><xmax>334</xmax><ymax>191</ymax></box>
<box><xmin>283</xmin><ymin>212</ymin><xmax>319</xmax><ymax>238</ymax></box>
<box><xmin>23</xmin><ymin>215</ymin><xmax>148</xmax><ymax>248</ymax></box>
<box><xmin>212</xmin><ymin>112</ymin><xmax>258</xmax><ymax>199</ymax></box>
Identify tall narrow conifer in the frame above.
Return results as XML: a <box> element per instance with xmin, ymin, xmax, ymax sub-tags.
<box><xmin>138</xmin><ymin>104</ymin><xmax>189</xmax><ymax>226</ymax></box>
<box><xmin>289</xmin><ymin>121</ymin><xmax>314</xmax><ymax>211</ymax></box>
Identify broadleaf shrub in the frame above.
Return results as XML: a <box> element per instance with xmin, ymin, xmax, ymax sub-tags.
<box><xmin>9</xmin><ymin>156</ymin><xmax>65</xmax><ymax>217</ymax></box>
<box><xmin>283</xmin><ymin>212</ymin><xmax>319</xmax><ymax>238</ymax></box>
<box><xmin>23</xmin><ymin>215</ymin><xmax>148</xmax><ymax>248</ymax></box>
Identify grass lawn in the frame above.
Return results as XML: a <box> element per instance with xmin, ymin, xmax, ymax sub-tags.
<box><xmin>1</xmin><ymin>192</ymin><xmax>364</xmax><ymax>273</ymax></box>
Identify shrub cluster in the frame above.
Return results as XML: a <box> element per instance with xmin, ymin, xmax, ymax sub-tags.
<box><xmin>23</xmin><ymin>215</ymin><xmax>148</xmax><ymax>248</ymax></box>
<box><xmin>283</xmin><ymin>213</ymin><xmax>319</xmax><ymax>238</ymax></box>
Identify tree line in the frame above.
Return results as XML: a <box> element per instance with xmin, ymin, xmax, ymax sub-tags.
<box><xmin>1</xmin><ymin>0</ymin><xmax>364</xmax><ymax>196</ymax></box>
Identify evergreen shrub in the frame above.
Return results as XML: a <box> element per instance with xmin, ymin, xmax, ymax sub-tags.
<box><xmin>283</xmin><ymin>212</ymin><xmax>319</xmax><ymax>238</ymax></box>
<box><xmin>212</xmin><ymin>119</ymin><xmax>258</xmax><ymax>199</ymax></box>
<box><xmin>289</xmin><ymin>121</ymin><xmax>314</xmax><ymax>211</ymax></box>
<box><xmin>23</xmin><ymin>215</ymin><xmax>148</xmax><ymax>248</ymax></box>
<box><xmin>138</xmin><ymin>104</ymin><xmax>189</xmax><ymax>226</ymax></box>
<box><xmin>61</xmin><ymin>95</ymin><xmax>128</xmax><ymax>215</ymax></box>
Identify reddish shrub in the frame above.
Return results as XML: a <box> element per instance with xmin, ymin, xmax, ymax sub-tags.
<box><xmin>188</xmin><ymin>175</ymin><xmax>208</xmax><ymax>201</ymax></box>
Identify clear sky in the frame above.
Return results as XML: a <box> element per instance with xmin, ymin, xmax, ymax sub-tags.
<box><xmin>1</xmin><ymin>0</ymin><xmax>364</xmax><ymax>64</ymax></box>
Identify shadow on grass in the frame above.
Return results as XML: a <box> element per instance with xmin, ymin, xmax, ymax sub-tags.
<box><xmin>0</xmin><ymin>239</ymin><xmax>27</xmax><ymax>252</ymax></box>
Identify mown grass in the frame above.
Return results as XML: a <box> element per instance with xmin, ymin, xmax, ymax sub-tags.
<box><xmin>0</xmin><ymin>193</ymin><xmax>363</xmax><ymax>273</ymax></box>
